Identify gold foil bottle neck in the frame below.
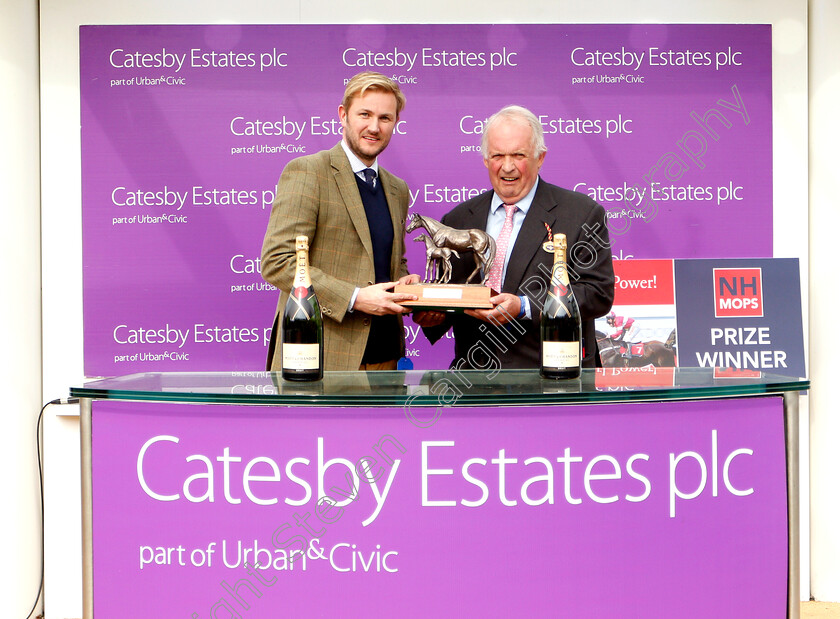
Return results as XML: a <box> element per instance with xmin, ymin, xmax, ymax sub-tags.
<box><xmin>553</xmin><ymin>233</ymin><xmax>567</xmax><ymax>258</ymax></box>
<box><xmin>552</xmin><ymin>233</ymin><xmax>569</xmax><ymax>286</ymax></box>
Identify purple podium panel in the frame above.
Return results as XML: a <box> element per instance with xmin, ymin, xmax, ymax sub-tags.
<box><xmin>90</xmin><ymin>396</ymin><xmax>788</xmax><ymax>617</ymax></box>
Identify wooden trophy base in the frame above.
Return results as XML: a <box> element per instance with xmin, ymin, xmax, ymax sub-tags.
<box><xmin>395</xmin><ymin>283</ymin><xmax>495</xmax><ymax>311</ymax></box>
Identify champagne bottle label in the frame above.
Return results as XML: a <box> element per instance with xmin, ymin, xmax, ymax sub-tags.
<box><xmin>542</xmin><ymin>341</ymin><xmax>580</xmax><ymax>369</ymax></box>
<box><xmin>283</xmin><ymin>343</ymin><xmax>320</xmax><ymax>370</ymax></box>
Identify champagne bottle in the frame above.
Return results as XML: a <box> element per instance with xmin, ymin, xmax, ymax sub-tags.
<box><xmin>281</xmin><ymin>236</ymin><xmax>324</xmax><ymax>381</ymax></box>
<box><xmin>540</xmin><ymin>233</ymin><xmax>582</xmax><ymax>379</ymax></box>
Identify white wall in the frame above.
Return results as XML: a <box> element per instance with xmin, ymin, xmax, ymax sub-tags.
<box><xmin>24</xmin><ymin>1</ymin><xmax>826</xmax><ymax>617</ymax></box>
<box><xmin>808</xmin><ymin>0</ymin><xmax>840</xmax><ymax>603</ymax></box>
<box><xmin>1</xmin><ymin>1</ymin><xmax>44</xmax><ymax>617</ymax></box>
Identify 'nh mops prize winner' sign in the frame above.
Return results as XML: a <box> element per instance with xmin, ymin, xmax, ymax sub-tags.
<box><xmin>675</xmin><ymin>258</ymin><xmax>805</xmax><ymax>375</ymax></box>
<box><xmin>597</xmin><ymin>258</ymin><xmax>805</xmax><ymax>376</ymax></box>
<box><xmin>81</xmin><ymin>24</ymin><xmax>771</xmax><ymax>375</ymax></box>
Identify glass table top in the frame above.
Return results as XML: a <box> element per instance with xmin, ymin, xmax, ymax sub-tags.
<box><xmin>71</xmin><ymin>367</ymin><xmax>809</xmax><ymax>407</ymax></box>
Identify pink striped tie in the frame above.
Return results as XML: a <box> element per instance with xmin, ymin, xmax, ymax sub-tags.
<box><xmin>487</xmin><ymin>203</ymin><xmax>517</xmax><ymax>292</ymax></box>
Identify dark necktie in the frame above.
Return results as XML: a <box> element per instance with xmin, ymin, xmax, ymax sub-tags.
<box><xmin>362</xmin><ymin>168</ymin><xmax>377</xmax><ymax>189</ymax></box>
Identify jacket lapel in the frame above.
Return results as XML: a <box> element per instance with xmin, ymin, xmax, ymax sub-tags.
<box><xmin>330</xmin><ymin>143</ymin><xmax>373</xmax><ymax>261</ymax></box>
<box><xmin>463</xmin><ymin>193</ymin><xmax>493</xmax><ymax>229</ymax></box>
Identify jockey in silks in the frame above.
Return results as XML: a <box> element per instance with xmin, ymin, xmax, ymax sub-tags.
<box><xmin>606</xmin><ymin>312</ymin><xmax>640</xmax><ymax>356</ymax></box>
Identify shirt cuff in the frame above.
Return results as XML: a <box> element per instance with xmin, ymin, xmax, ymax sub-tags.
<box><xmin>348</xmin><ymin>287</ymin><xmax>360</xmax><ymax>312</ymax></box>
<box><xmin>518</xmin><ymin>295</ymin><xmax>531</xmax><ymax>320</ymax></box>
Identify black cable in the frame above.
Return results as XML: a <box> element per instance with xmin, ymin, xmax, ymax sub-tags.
<box><xmin>25</xmin><ymin>398</ymin><xmax>79</xmax><ymax>619</ymax></box>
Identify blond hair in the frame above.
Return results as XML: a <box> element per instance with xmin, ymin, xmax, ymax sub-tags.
<box><xmin>342</xmin><ymin>71</ymin><xmax>406</xmax><ymax>116</ymax></box>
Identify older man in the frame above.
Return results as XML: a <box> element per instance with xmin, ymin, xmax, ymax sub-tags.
<box><xmin>261</xmin><ymin>71</ymin><xmax>420</xmax><ymax>372</ymax></box>
<box><xmin>417</xmin><ymin>105</ymin><xmax>614</xmax><ymax>369</ymax></box>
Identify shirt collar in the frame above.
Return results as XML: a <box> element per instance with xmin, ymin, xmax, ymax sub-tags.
<box><xmin>341</xmin><ymin>139</ymin><xmax>379</xmax><ymax>175</ymax></box>
<box><xmin>490</xmin><ymin>177</ymin><xmax>540</xmax><ymax>215</ymax></box>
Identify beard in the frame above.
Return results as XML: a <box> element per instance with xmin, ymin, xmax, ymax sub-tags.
<box><xmin>344</xmin><ymin>130</ymin><xmax>390</xmax><ymax>165</ymax></box>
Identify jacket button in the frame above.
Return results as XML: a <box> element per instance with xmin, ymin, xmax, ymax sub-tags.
<box><xmin>363</xmin><ymin>318</ymin><xmax>370</xmax><ymax>326</ymax></box>
<box><xmin>367</xmin><ymin>281</ymin><xmax>373</xmax><ymax>286</ymax></box>
<box><xmin>324</xmin><ymin>307</ymin><xmax>332</xmax><ymax>315</ymax></box>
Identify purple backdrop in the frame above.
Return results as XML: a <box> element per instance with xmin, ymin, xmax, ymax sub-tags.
<box><xmin>80</xmin><ymin>24</ymin><xmax>772</xmax><ymax>374</ymax></box>
<box><xmin>92</xmin><ymin>397</ymin><xmax>787</xmax><ymax>617</ymax></box>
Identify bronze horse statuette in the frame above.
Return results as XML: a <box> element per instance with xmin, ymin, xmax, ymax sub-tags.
<box><xmin>406</xmin><ymin>213</ymin><xmax>496</xmax><ymax>285</ymax></box>
<box><xmin>413</xmin><ymin>234</ymin><xmax>460</xmax><ymax>284</ymax></box>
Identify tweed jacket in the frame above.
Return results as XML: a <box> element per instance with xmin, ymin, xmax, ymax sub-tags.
<box><xmin>261</xmin><ymin>142</ymin><xmax>410</xmax><ymax>371</ymax></box>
